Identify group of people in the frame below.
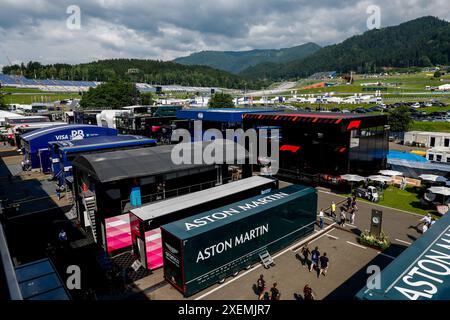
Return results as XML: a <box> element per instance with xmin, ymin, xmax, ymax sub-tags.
<box><xmin>300</xmin><ymin>244</ymin><xmax>329</xmax><ymax>277</ymax></box>
<box><xmin>256</xmin><ymin>275</ymin><xmax>281</xmax><ymax>300</ymax></box>
<box><xmin>330</xmin><ymin>197</ymin><xmax>358</xmax><ymax>227</ymax></box>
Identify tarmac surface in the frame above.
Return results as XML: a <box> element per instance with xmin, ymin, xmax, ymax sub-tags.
<box><xmin>0</xmin><ymin>145</ymin><xmax>426</xmax><ymax>300</ymax></box>
<box><xmin>123</xmin><ymin>181</ymin><xmax>423</xmax><ymax>300</ymax></box>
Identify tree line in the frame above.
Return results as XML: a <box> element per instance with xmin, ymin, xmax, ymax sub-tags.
<box><xmin>2</xmin><ymin>59</ymin><xmax>268</xmax><ymax>90</ymax></box>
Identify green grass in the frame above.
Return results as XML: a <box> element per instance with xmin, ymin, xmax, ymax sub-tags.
<box><xmin>3</xmin><ymin>93</ymin><xmax>80</xmax><ymax>104</ymax></box>
<box><xmin>355</xmin><ymin>186</ymin><xmax>439</xmax><ymax>218</ymax></box>
<box><xmin>2</xmin><ymin>87</ymin><xmax>44</xmax><ymax>93</ymax></box>
<box><xmin>293</xmin><ymin>72</ymin><xmax>450</xmax><ymax>95</ymax></box>
<box><xmin>410</xmin><ymin>121</ymin><xmax>450</xmax><ymax>132</ymax></box>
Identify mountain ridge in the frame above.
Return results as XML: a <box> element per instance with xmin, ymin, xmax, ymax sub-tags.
<box><xmin>173</xmin><ymin>42</ymin><xmax>321</xmax><ymax>73</ymax></box>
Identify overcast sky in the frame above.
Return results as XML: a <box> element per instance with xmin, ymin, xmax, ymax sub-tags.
<box><xmin>0</xmin><ymin>0</ymin><xmax>449</xmax><ymax>68</ymax></box>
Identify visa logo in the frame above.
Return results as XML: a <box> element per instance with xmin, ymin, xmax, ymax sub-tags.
<box><xmin>55</xmin><ymin>135</ymin><xmax>69</xmax><ymax>140</ymax></box>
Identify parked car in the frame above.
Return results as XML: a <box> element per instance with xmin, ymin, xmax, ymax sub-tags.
<box><xmin>352</xmin><ymin>108</ymin><xmax>367</xmax><ymax>114</ymax></box>
<box><xmin>354</xmin><ymin>186</ymin><xmax>379</xmax><ymax>202</ymax></box>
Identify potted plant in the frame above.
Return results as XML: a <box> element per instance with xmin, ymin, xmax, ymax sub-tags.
<box><xmin>359</xmin><ymin>230</ymin><xmax>391</xmax><ymax>250</ymax></box>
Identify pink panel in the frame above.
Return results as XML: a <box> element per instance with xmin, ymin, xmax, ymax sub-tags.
<box><xmin>145</xmin><ymin>228</ymin><xmax>163</xmax><ymax>270</ymax></box>
<box><xmin>105</xmin><ymin>214</ymin><xmax>132</xmax><ymax>253</ymax></box>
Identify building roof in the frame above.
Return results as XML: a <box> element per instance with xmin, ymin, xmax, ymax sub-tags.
<box><xmin>72</xmin><ymin>139</ymin><xmax>248</xmax><ymax>183</ymax></box>
<box><xmin>14</xmin><ymin>259</ymin><xmax>70</xmax><ymax>300</ymax></box>
<box><xmin>131</xmin><ymin>176</ymin><xmax>275</xmax><ymax>221</ymax></box>
<box><xmin>243</xmin><ymin>112</ymin><xmax>387</xmax><ymax>129</ymax></box>
<box><xmin>21</xmin><ymin>124</ymin><xmax>117</xmax><ymax>143</ymax></box>
<box><xmin>0</xmin><ymin>110</ymin><xmax>20</xmax><ymax>121</ymax></box>
<box><xmin>356</xmin><ymin>211</ymin><xmax>450</xmax><ymax>300</ymax></box>
<box><xmin>50</xmin><ymin>135</ymin><xmax>156</xmax><ymax>152</ymax></box>
<box><xmin>406</xmin><ymin>131</ymin><xmax>450</xmax><ymax>137</ymax></box>
<box><xmin>161</xmin><ymin>184</ymin><xmax>314</xmax><ymax>240</ymax></box>
<box><xmin>176</xmin><ymin>108</ymin><xmax>276</xmax><ymax>122</ymax></box>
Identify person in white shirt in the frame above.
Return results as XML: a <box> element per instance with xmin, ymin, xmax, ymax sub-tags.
<box><xmin>319</xmin><ymin>209</ymin><xmax>325</xmax><ymax>230</ymax></box>
<box><xmin>416</xmin><ymin>214</ymin><xmax>431</xmax><ymax>230</ymax></box>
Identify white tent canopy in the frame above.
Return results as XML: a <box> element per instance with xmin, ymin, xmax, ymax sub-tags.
<box><xmin>340</xmin><ymin>174</ymin><xmax>365</xmax><ymax>182</ymax></box>
<box><xmin>368</xmin><ymin>175</ymin><xmax>393</xmax><ymax>183</ymax></box>
<box><xmin>418</xmin><ymin>174</ymin><xmax>447</xmax><ymax>183</ymax></box>
<box><xmin>379</xmin><ymin>170</ymin><xmax>403</xmax><ymax>176</ymax></box>
<box><xmin>428</xmin><ymin>186</ymin><xmax>450</xmax><ymax>196</ymax></box>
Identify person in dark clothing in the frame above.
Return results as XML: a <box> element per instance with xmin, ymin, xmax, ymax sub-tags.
<box><xmin>319</xmin><ymin>253</ymin><xmax>330</xmax><ymax>277</ymax></box>
<box><xmin>256</xmin><ymin>274</ymin><xmax>266</xmax><ymax>299</ymax></box>
<box><xmin>270</xmin><ymin>283</ymin><xmax>280</xmax><ymax>300</ymax></box>
<box><xmin>346</xmin><ymin>197</ymin><xmax>352</xmax><ymax>208</ymax></box>
<box><xmin>303</xmin><ymin>284</ymin><xmax>315</xmax><ymax>300</ymax></box>
<box><xmin>301</xmin><ymin>245</ymin><xmax>311</xmax><ymax>267</ymax></box>
<box><xmin>309</xmin><ymin>247</ymin><xmax>320</xmax><ymax>272</ymax></box>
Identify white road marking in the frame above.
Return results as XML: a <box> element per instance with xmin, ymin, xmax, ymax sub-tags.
<box><xmin>194</xmin><ymin>223</ymin><xmax>336</xmax><ymax>300</ymax></box>
<box><xmin>377</xmin><ymin>252</ymin><xmax>396</xmax><ymax>260</ymax></box>
<box><xmin>346</xmin><ymin>241</ymin><xmax>367</xmax><ymax>250</ymax></box>
<box><xmin>395</xmin><ymin>238</ymin><xmax>412</xmax><ymax>245</ymax></box>
<box><xmin>327</xmin><ymin>234</ymin><xmax>339</xmax><ymax>240</ymax></box>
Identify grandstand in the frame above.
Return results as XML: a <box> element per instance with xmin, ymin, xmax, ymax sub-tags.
<box><xmin>0</xmin><ymin>73</ymin><xmax>219</xmax><ymax>94</ymax></box>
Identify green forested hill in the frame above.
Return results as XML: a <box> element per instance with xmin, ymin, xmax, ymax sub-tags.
<box><xmin>173</xmin><ymin>42</ymin><xmax>321</xmax><ymax>73</ymax></box>
<box><xmin>2</xmin><ymin>59</ymin><xmax>268</xmax><ymax>89</ymax></box>
<box><xmin>241</xmin><ymin>16</ymin><xmax>450</xmax><ymax>80</ymax></box>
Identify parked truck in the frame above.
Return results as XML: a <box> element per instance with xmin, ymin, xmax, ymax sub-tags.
<box><xmin>161</xmin><ymin>184</ymin><xmax>317</xmax><ymax>297</ymax></box>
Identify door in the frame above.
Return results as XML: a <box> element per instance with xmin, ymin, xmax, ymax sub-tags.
<box><xmin>136</xmin><ymin>236</ymin><xmax>147</xmax><ymax>268</ymax></box>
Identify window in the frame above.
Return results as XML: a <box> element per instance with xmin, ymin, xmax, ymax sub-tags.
<box><xmin>430</xmin><ymin>137</ymin><xmax>436</xmax><ymax>147</ymax></box>
<box><xmin>436</xmin><ymin>154</ymin><xmax>442</xmax><ymax>162</ymax></box>
<box><xmin>428</xmin><ymin>154</ymin><xmax>434</xmax><ymax>161</ymax></box>
<box><xmin>447</xmin><ymin>157</ymin><xmax>450</xmax><ymax>163</ymax></box>
<box><xmin>445</xmin><ymin>138</ymin><xmax>450</xmax><ymax>147</ymax></box>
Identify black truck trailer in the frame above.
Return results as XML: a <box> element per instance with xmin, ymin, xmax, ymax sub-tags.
<box><xmin>161</xmin><ymin>184</ymin><xmax>317</xmax><ymax>296</ymax></box>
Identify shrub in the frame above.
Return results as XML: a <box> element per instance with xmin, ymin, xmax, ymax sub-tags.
<box><xmin>359</xmin><ymin>230</ymin><xmax>391</xmax><ymax>250</ymax></box>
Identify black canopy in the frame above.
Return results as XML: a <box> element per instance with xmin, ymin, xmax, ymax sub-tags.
<box><xmin>72</xmin><ymin>140</ymin><xmax>248</xmax><ymax>183</ymax></box>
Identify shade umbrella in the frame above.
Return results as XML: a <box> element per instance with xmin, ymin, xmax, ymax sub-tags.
<box><xmin>428</xmin><ymin>186</ymin><xmax>450</xmax><ymax>196</ymax></box>
<box><xmin>368</xmin><ymin>175</ymin><xmax>393</xmax><ymax>183</ymax></box>
<box><xmin>428</xmin><ymin>186</ymin><xmax>450</xmax><ymax>204</ymax></box>
<box><xmin>379</xmin><ymin>170</ymin><xmax>403</xmax><ymax>176</ymax></box>
<box><xmin>419</xmin><ymin>174</ymin><xmax>447</xmax><ymax>183</ymax></box>
<box><xmin>340</xmin><ymin>174</ymin><xmax>365</xmax><ymax>193</ymax></box>
<box><xmin>340</xmin><ymin>174</ymin><xmax>365</xmax><ymax>182</ymax></box>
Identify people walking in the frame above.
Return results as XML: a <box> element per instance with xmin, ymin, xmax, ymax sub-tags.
<box><xmin>340</xmin><ymin>207</ymin><xmax>346</xmax><ymax>227</ymax></box>
<box><xmin>416</xmin><ymin>214</ymin><xmax>431</xmax><ymax>231</ymax></box>
<box><xmin>58</xmin><ymin>229</ymin><xmax>68</xmax><ymax>249</ymax></box>
<box><xmin>309</xmin><ymin>246</ymin><xmax>320</xmax><ymax>272</ymax></box>
<box><xmin>350</xmin><ymin>206</ymin><xmax>357</xmax><ymax>225</ymax></box>
<box><xmin>346</xmin><ymin>197</ymin><xmax>352</xmax><ymax>209</ymax></box>
<box><xmin>400</xmin><ymin>176</ymin><xmax>407</xmax><ymax>190</ymax></box>
<box><xmin>301</xmin><ymin>244</ymin><xmax>311</xmax><ymax>267</ymax></box>
<box><xmin>330</xmin><ymin>201</ymin><xmax>336</xmax><ymax>219</ymax></box>
<box><xmin>270</xmin><ymin>283</ymin><xmax>280</xmax><ymax>300</ymax></box>
<box><xmin>319</xmin><ymin>253</ymin><xmax>329</xmax><ymax>277</ymax></box>
<box><xmin>56</xmin><ymin>186</ymin><xmax>62</xmax><ymax>201</ymax></box>
<box><xmin>319</xmin><ymin>208</ymin><xmax>324</xmax><ymax>230</ymax></box>
<box><xmin>256</xmin><ymin>274</ymin><xmax>266</xmax><ymax>300</ymax></box>
<box><xmin>303</xmin><ymin>284</ymin><xmax>315</xmax><ymax>300</ymax></box>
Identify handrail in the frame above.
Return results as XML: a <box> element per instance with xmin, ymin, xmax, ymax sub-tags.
<box><xmin>121</xmin><ymin>177</ymin><xmax>236</xmax><ymax>212</ymax></box>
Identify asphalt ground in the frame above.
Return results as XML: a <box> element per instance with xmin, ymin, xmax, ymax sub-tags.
<box><xmin>0</xmin><ymin>145</ymin><xmax>425</xmax><ymax>300</ymax></box>
<box><xmin>125</xmin><ymin>182</ymin><xmax>423</xmax><ymax>300</ymax></box>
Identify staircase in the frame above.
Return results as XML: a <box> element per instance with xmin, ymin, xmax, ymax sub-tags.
<box><xmin>259</xmin><ymin>250</ymin><xmax>274</xmax><ymax>269</ymax></box>
<box><xmin>66</xmin><ymin>188</ymin><xmax>74</xmax><ymax>203</ymax></box>
<box><xmin>84</xmin><ymin>196</ymin><xmax>97</xmax><ymax>243</ymax></box>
